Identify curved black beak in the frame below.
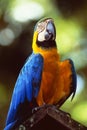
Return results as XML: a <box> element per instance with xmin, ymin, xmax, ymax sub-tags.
<box><xmin>45</xmin><ymin>20</ymin><xmax>56</xmax><ymax>41</ymax></box>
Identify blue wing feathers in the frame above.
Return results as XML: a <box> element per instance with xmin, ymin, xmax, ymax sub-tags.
<box><xmin>68</xmin><ymin>59</ymin><xmax>77</xmax><ymax>100</ymax></box>
<box><xmin>5</xmin><ymin>53</ymin><xmax>43</xmax><ymax>130</ymax></box>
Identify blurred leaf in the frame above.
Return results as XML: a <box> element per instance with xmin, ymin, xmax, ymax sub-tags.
<box><xmin>0</xmin><ymin>83</ymin><xmax>8</xmax><ymax>106</ymax></box>
<box><xmin>72</xmin><ymin>102</ymin><xmax>87</xmax><ymax>126</ymax></box>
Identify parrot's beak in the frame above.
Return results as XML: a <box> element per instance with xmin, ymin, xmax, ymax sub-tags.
<box><xmin>45</xmin><ymin>20</ymin><xmax>56</xmax><ymax>41</ymax></box>
<box><xmin>36</xmin><ymin>18</ymin><xmax>56</xmax><ymax>42</ymax></box>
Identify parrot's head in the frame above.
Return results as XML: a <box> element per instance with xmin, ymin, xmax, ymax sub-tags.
<box><xmin>32</xmin><ymin>18</ymin><xmax>57</xmax><ymax>52</ymax></box>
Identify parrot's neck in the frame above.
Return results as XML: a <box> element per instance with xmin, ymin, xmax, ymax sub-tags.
<box><xmin>32</xmin><ymin>31</ymin><xmax>60</xmax><ymax>60</ymax></box>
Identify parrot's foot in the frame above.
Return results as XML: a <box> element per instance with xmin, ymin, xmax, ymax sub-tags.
<box><xmin>32</xmin><ymin>103</ymin><xmax>46</xmax><ymax>113</ymax></box>
<box><xmin>32</xmin><ymin>104</ymin><xmax>54</xmax><ymax>113</ymax></box>
<box><xmin>19</xmin><ymin>124</ymin><xmax>26</xmax><ymax>130</ymax></box>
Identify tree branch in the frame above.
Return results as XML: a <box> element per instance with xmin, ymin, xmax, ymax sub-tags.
<box><xmin>14</xmin><ymin>105</ymin><xmax>87</xmax><ymax>130</ymax></box>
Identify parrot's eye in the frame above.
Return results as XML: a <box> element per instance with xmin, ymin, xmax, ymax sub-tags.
<box><xmin>37</xmin><ymin>22</ymin><xmax>46</xmax><ymax>33</ymax></box>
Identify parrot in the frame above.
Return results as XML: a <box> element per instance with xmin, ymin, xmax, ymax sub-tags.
<box><xmin>4</xmin><ymin>18</ymin><xmax>77</xmax><ymax>130</ymax></box>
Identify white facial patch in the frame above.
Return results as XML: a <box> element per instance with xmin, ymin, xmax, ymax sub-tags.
<box><xmin>37</xmin><ymin>29</ymin><xmax>46</xmax><ymax>42</ymax></box>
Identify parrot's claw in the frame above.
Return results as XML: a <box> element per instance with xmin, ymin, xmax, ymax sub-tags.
<box><xmin>32</xmin><ymin>107</ymin><xmax>39</xmax><ymax>113</ymax></box>
<box><xmin>32</xmin><ymin>103</ymin><xmax>46</xmax><ymax>113</ymax></box>
<box><xmin>32</xmin><ymin>104</ymin><xmax>55</xmax><ymax>113</ymax></box>
<box><xmin>19</xmin><ymin>124</ymin><xmax>26</xmax><ymax>130</ymax></box>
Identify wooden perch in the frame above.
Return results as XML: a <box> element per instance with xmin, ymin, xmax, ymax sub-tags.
<box><xmin>14</xmin><ymin>105</ymin><xmax>87</xmax><ymax>130</ymax></box>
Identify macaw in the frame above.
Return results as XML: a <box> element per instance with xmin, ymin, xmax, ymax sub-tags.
<box><xmin>4</xmin><ymin>18</ymin><xmax>77</xmax><ymax>130</ymax></box>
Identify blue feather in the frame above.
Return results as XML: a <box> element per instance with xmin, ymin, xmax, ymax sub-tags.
<box><xmin>68</xmin><ymin>59</ymin><xmax>77</xmax><ymax>100</ymax></box>
<box><xmin>4</xmin><ymin>53</ymin><xmax>43</xmax><ymax>130</ymax></box>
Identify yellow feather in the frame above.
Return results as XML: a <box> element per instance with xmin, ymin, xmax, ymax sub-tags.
<box><xmin>32</xmin><ymin>31</ymin><xmax>73</xmax><ymax>106</ymax></box>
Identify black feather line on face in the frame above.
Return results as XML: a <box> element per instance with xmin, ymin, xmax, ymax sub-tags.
<box><xmin>37</xmin><ymin>17</ymin><xmax>53</xmax><ymax>25</ymax></box>
<box><xmin>34</xmin><ymin>17</ymin><xmax>54</xmax><ymax>32</ymax></box>
<box><xmin>36</xmin><ymin>40</ymin><xmax>57</xmax><ymax>48</ymax></box>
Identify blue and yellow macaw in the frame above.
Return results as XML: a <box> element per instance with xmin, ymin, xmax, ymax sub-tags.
<box><xmin>4</xmin><ymin>18</ymin><xmax>77</xmax><ymax>130</ymax></box>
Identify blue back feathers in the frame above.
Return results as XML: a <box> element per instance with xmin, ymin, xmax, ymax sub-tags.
<box><xmin>4</xmin><ymin>53</ymin><xmax>43</xmax><ymax>130</ymax></box>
